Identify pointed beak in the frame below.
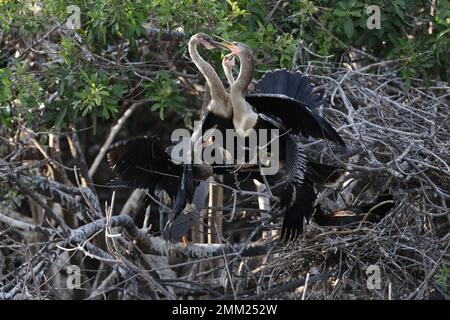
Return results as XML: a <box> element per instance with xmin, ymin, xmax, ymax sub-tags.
<box><xmin>224</xmin><ymin>53</ymin><xmax>236</xmax><ymax>62</ymax></box>
<box><xmin>210</xmin><ymin>39</ymin><xmax>238</xmax><ymax>53</ymax></box>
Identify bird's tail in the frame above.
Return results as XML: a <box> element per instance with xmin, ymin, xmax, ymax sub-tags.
<box><xmin>279</xmin><ymin>135</ymin><xmax>315</xmax><ymax>241</ymax></box>
<box><xmin>281</xmin><ymin>162</ymin><xmax>342</xmax><ymax>241</ymax></box>
<box><xmin>280</xmin><ymin>181</ymin><xmax>316</xmax><ymax>242</ymax></box>
<box><xmin>255</xmin><ymin>69</ymin><xmax>323</xmax><ymax>111</ymax></box>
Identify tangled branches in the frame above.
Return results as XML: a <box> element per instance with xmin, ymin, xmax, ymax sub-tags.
<box><xmin>274</xmin><ymin>57</ymin><xmax>450</xmax><ymax>299</ymax></box>
<box><xmin>0</xmin><ymin>54</ymin><xmax>449</xmax><ymax>299</ymax></box>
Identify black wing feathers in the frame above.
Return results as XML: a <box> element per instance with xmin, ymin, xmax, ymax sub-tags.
<box><xmin>249</xmin><ymin>69</ymin><xmax>345</xmax><ymax>148</ymax></box>
<box><xmin>255</xmin><ymin>69</ymin><xmax>324</xmax><ymax>110</ymax></box>
<box><xmin>281</xmin><ymin>181</ymin><xmax>315</xmax><ymax>242</ymax></box>
<box><xmin>246</xmin><ymin>95</ymin><xmax>346</xmax><ymax>148</ymax></box>
<box><xmin>172</xmin><ymin>164</ymin><xmax>194</xmax><ymax>219</ymax></box>
<box><xmin>107</xmin><ymin>137</ymin><xmax>156</xmax><ymax>189</ymax></box>
<box><xmin>280</xmin><ymin>135</ymin><xmax>311</xmax><ymax>241</ymax></box>
<box><xmin>107</xmin><ymin>136</ymin><xmax>180</xmax><ymax>194</ymax></box>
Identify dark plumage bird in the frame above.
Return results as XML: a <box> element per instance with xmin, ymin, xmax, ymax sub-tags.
<box><xmin>106</xmin><ymin>136</ymin><xmax>211</xmax><ymax>233</ymax></box>
<box><xmin>167</xmin><ymin>33</ymin><xmax>240</xmax><ymax>228</ymax></box>
<box><xmin>107</xmin><ymin>33</ymin><xmax>236</xmax><ymax>237</ymax></box>
<box><xmin>212</xmin><ymin>40</ymin><xmax>346</xmax><ymax>241</ymax></box>
<box><xmin>313</xmin><ymin>193</ymin><xmax>394</xmax><ymax>227</ymax></box>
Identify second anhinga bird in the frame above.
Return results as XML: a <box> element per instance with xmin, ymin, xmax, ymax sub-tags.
<box><xmin>222</xmin><ymin>53</ymin><xmax>237</xmax><ymax>88</ymax></box>
<box><xmin>170</xmin><ymin>33</ymin><xmax>234</xmax><ymax>214</ymax></box>
<box><xmin>107</xmin><ymin>33</ymin><xmax>234</xmax><ymax>236</ymax></box>
<box><xmin>313</xmin><ymin>192</ymin><xmax>394</xmax><ymax>227</ymax></box>
<box><xmin>220</xmin><ymin>42</ymin><xmax>344</xmax><ymax>143</ymax></box>
<box><xmin>215</xmin><ymin>40</ymin><xmax>346</xmax><ymax>241</ymax></box>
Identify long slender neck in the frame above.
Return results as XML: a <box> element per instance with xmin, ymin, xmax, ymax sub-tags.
<box><xmin>229</xmin><ymin>50</ymin><xmax>258</xmax><ymax>136</ymax></box>
<box><xmin>230</xmin><ymin>52</ymin><xmax>255</xmax><ymax>116</ymax></box>
<box><xmin>188</xmin><ymin>38</ymin><xmax>227</xmax><ymax>103</ymax></box>
<box><xmin>223</xmin><ymin>62</ymin><xmax>235</xmax><ymax>86</ymax></box>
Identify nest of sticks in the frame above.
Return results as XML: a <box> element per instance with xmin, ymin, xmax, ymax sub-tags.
<box><xmin>261</xmin><ymin>58</ymin><xmax>450</xmax><ymax>299</ymax></box>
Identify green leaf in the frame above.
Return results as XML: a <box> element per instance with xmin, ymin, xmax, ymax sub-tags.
<box><xmin>58</xmin><ymin>82</ymin><xmax>64</xmax><ymax>96</ymax></box>
<box><xmin>102</xmin><ymin>106</ymin><xmax>110</xmax><ymax>119</ymax></box>
<box><xmin>80</xmin><ymin>69</ymin><xmax>90</xmax><ymax>81</ymax></box>
<box><xmin>151</xmin><ymin>103</ymin><xmax>161</xmax><ymax>111</ymax></box>
<box><xmin>339</xmin><ymin>0</ymin><xmax>356</xmax><ymax>10</ymax></box>
<box><xmin>343</xmin><ymin>19</ymin><xmax>354</xmax><ymax>38</ymax></box>
<box><xmin>54</xmin><ymin>106</ymin><xmax>67</xmax><ymax>128</ymax></box>
<box><xmin>94</xmin><ymin>95</ymin><xmax>102</xmax><ymax>106</ymax></box>
<box><xmin>82</xmin><ymin>107</ymin><xmax>90</xmax><ymax>117</ymax></box>
<box><xmin>334</xmin><ymin>9</ymin><xmax>348</xmax><ymax>17</ymax></box>
<box><xmin>438</xmin><ymin>0</ymin><xmax>448</xmax><ymax>20</ymax></box>
<box><xmin>393</xmin><ymin>3</ymin><xmax>404</xmax><ymax>20</ymax></box>
<box><xmin>350</xmin><ymin>10</ymin><xmax>361</xmax><ymax>17</ymax></box>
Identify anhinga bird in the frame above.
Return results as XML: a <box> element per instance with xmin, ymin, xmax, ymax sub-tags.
<box><xmin>219</xmin><ymin>41</ymin><xmax>344</xmax><ymax>144</ymax></box>
<box><xmin>313</xmin><ymin>192</ymin><xmax>394</xmax><ymax>227</ymax></box>
<box><xmin>107</xmin><ymin>33</ymin><xmax>234</xmax><ymax>236</ymax></box>
<box><xmin>222</xmin><ymin>53</ymin><xmax>237</xmax><ymax>87</ymax></box>
<box><xmin>107</xmin><ymin>33</ymin><xmax>251</xmax><ymax>238</ymax></box>
<box><xmin>214</xmin><ymin>40</ymin><xmax>346</xmax><ymax>240</ymax></box>
<box><xmin>187</xmin><ymin>34</ymin><xmax>233</xmax><ymax>125</ymax></box>
<box><xmin>169</xmin><ymin>33</ymin><xmax>239</xmax><ymax>222</ymax></box>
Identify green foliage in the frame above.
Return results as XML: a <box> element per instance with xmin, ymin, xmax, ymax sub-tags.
<box><xmin>0</xmin><ymin>62</ymin><xmax>45</xmax><ymax>128</ymax></box>
<box><xmin>42</xmin><ymin>62</ymin><xmax>126</xmax><ymax>129</ymax></box>
<box><xmin>0</xmin><ymin>68</ymin><xmax>13</xmax><ymax>127</ymax></box>
<box><xmin>42</xmin><ymin>0</ymin><xmax>154</xmax><ymax>51</ymax></box>
<box><xmin>435</xmin><ymin>264</ymin><xmax>449</xmax><ymax>293</ymax></box>
<box><xmin>152</xmin><ymin>0</ymin><xmax>298</xmax><ymax>72</ymax></box>
<box><xmin>286</xmin><ymin>0</ymin><xmax>449</xmax><ymax>82</ymax></box>
<box><xmin>0</xmin><ymin>0</ymin><xmax>447</xmax><ymax>130</ymax></box>
<box><xmin>144</xmin><ymin>70</ymin><xmax>186</xmax><ymax>120</ymax></box>
<box><xmin>0</xmin><ymin>184</ymin><xmax>22</xmax><ymax>209</ymax></box>
<box><xmin>71</xmin><ymin>70</ymin><xmax>119</xmax><ymax>118</ymax></box>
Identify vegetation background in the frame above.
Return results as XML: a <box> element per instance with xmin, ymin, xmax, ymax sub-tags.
<box><xmin>1</xmin><ymin>0</ymin><xmax>448</xmax><ymax>131</ymax></box>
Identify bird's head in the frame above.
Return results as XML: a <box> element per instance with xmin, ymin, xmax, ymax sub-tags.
<box><xmin>222</xmin><ymin>53</ymin><xmax>236</xmax><ymax>68</ymax></box>
<box><xmin>195</xmin><ymin>34</ymin><xmax>252</xmax><ymax>58</ymax></box>
<box><xmin>212</xmin><ymin>38</ymin><xmax>250</xmax><ymax>55</ymax></box>
<box><xmin>191</xmin><ymin>33</ymin><xmax>217</xmax><ymax>50</ymax></box>
<box><xmin>213</xmin><ymin>39</ymin><xmax>253</xmax><ymax>64</ymax></box>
